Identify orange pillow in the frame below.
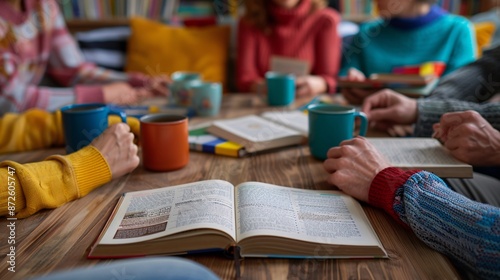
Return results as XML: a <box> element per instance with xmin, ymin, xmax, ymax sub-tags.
<box><xmin>473</xmin><ymin>22</ymin><xmax>496</xmax><ymax>57</ymax></box>
<box><xmin>126</xmin><ymin>17</ymin><xmax>231</xmax><ymax>88</ymax></box>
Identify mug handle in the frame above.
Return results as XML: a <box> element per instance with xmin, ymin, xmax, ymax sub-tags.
<box><xmin>354</xmin><ymin>112</ymin><xmax>368</xmax><ymax>137</ymax></box>
<box><xmin>108</xmin><ymin>109</ymin><xmax>127</xmax><ymax>123</ymax></box>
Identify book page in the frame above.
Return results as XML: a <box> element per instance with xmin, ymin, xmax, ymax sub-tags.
<box><xmin>261</xmin><ymin>110</ymin><xmax>309</xmax><ymax>136</ymax></box>
<box><xmin>212</xmin><ymin>115</ymin><xmax>302</xmax><ymax>143</ymax></box>
<box><xmin>368</xmin><ymin>138</ymin><xmax>470</xmax><ymax>166</ymax></box>
<box><xmin>100</xmin><ymin>180</ymin><xmax>236</xmax><ymax>245</ymax></box>
<box><xmin>235</xmin><ymin>182</ymin><xmax>381</xmax><ymax>246</ymax></box>
<box><xmin>270</xmin><ymin>56</ymin><xmax>310</xmax><ymax>76</ymax></box>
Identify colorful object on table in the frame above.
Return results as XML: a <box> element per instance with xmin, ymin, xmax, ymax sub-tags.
<box><xmin>191</xmin><ymin>82</ymin><xmax>222</xmax><ymax>117</ymax></box>
<box><xmin>308</xmin><ymin>104</ymin><xmax>368</xmax><ymax>160</ymax></box>
<box><xmin>140</xmin><ymin>114</ymin><xmax>189</xmax><ymax>171</ymax></box>
<box><xmin>189</xmin><ymin>123</ymin><xmax>246</xmax><ymax>158</ymax></box>
<box><xmin>393</xmin><ymin>61</ymin><xmax>446</xmax><ymax>77</ymax></box>
<box><xmin>61</xmin><ymin>103</ymin><xmax>127</xmax><ymax>154</ymax></box>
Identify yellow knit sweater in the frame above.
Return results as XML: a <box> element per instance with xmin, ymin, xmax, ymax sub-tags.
<box><xmin>0</xmin><ymin>109</ymin><xmax>140</xmax><ymax>218</ymax></box>
<box><xmin>0</xmin><ymin>109</ymin><xmax>140</xmax><ymax>154</ymax></box>
<box><xmin>0</xmin><ymin>145</ymin><xmax>111</xmax><ymax>218</ymax></box>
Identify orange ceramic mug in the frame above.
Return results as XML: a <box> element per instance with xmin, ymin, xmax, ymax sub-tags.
<box><xmin>140</xmin><ymin>114</ymin><xmax>189</xmax><ymax>171</ymax></box>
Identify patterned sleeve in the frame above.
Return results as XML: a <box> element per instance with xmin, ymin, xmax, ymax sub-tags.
<box><xmin>369</xmin><ymin>167</ymin><xmax>500</xmax><ymax>279</ymax></box>
<box><xmin>45</xmin><ymin>1</ymin><xmax>128</xmax><ymax>86</ymax></box>
<box><xmin>415</xmin><ymin>46</ymin><xmax>500</xmax><ymax>137</ymax></box>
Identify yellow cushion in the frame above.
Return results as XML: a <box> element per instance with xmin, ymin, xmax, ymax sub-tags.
<box><xmin>126</xmin><ymin>17</ymin><xmax>230</xmax><ymax>88</ymax></box>
<box><xmin>473</xmin><ymin>22</ymin><xmax>496</xmax><ymax>57</ymax></box>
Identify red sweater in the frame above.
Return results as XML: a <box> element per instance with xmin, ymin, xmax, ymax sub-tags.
<box><xmin>237</xmin><ymin>0</ymin><xmax>341</xmax><ymax>93</ymax></box>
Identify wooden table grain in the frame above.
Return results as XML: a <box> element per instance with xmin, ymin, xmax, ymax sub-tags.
<box><xmin>0</xmin><ymin>94</ymin><xmax>460</xmax><ymax>280</ymax></box>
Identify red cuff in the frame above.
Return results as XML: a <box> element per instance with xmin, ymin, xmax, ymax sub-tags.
<box><xmin>74</xmin><ymin>85</ymin><xmax>104</xmax><ymax>103</ymax></box>
<box><xmin>369</xmin><ymin>167</ymin><xmax>420</xmax><ymax>223</ymax></box>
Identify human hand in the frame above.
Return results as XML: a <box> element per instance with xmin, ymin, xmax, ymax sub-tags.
<box><xmin>323</xmin><ymin>137</ymin><xmax>391</xmax><ymax>202</ymax></box>
<box><xmin>102</xmin><ymin>82</ymin><xmax>152</xmax><ymax>105</ymax></box>
<box><xmin>432</xmin><ymin>111</ymin><xmax>500</xmax><ymax>166</ymax></box>
<box><xmin>251</xmin><ymin>79</ymin><xmax>266</xmax><ymax>94</ymax></box>
<box><xmin>128</xmin><ymin>73</ymin><xmax>171</xmax><ymax>97</ymax></box>
<box><xmin>295</xmin><ymin>75</ymin><xmax>327</xmax><ymax>97</ymax></box>
<box><xmin>362</xmin><ymin>89</ymin><xmax>418</xmax><ymax>131</ymax></box>
<box><xmin>145</xmin><ymin>75</ymin><xmax>170</xmax><ymax>97</ymax></box>
<box><xmin>340</xmin><ymin>68</ymin><xmax>376</xmax><ymax>105</ymax></box>
<box><xmin>91</xmin><ymin>123</ymin><xmax>139</xmax><ymax>179</ymax></box>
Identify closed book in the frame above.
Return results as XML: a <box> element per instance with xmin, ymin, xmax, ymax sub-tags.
<box><xmin>206</xmin><ymin>115</ymin><xmax>306</xmax><ymax>153</ymax></box>
<box><xmin>189</xmin><ymin>123</ymin><xmax>246</xmax><ymax>157</ymax></box>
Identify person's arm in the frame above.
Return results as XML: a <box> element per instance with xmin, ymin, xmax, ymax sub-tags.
<box><xmin>311</xmin><ymin>10</ymin><xmax>341</xmax><ymax>93</ymax></box>
<box><xmin>370</xmin><ymin>168</ymin><xmax>500</xmax><ymax>278</ymax></box>
<box><xmin>413</xmin><ymin>46</ymin><xmax>500</xmax><ymax>137</ymax></box>
<box><xmin>0</xmin><ymin>109</ymin><xmax>140</xmax><ymax>154</ymax></box>
<box><xmin>442</xmin><ymin>19</ymin><xmax>477</xmax><ymax>75</ymax></box>
<box><xmin>339</xmin><ymin>24</ymin><xmax>366</xmax><ymax>77</ymax></box>
<box><xmin>236</xmin><ymin>19</ymin><xmax>263</xmax><ymax>93</ymax></box>
<box><xmin>0</xmin><ymin>123</ymin><xmax>139</xmax><ymax>218</ymax></box>
<box><xmin>0</xmin><ymin>46</ymin><xmax>103</xmax><ymax>112</ymax></box>
<box><xmin>45</xmin><ymin>1</ymin><xmax>137</xmax><ymax>87</ymax></box>
<box><xmin>323</xmin><ymin>137</ymin><xmax>500</xmax><ymax>279</ymax></box>
<box><xmin>0</xmin><ymin>145</ymin><xmax>111</xmax><ymax>218</ymax></box>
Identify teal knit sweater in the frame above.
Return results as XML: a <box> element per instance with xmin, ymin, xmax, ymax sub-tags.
<box><xmin>341</xmin><ymin>10</ymin><xmax>476</xmax><ymax>77</ymax></box>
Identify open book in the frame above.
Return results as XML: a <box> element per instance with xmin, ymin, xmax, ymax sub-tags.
<box><xmin>88</xmin><ymin>180</ymin><xmax>387</xmax><ymax>259</ymax></box>
<box><xmin>368</xmin><ymin>138</ymin><xmax>473</xmax><ymax>178</ymax></box>
<box><xmin>206</xmin><ymin>115</ymin><xmax>307</xmax><ymax>153</ymax></box>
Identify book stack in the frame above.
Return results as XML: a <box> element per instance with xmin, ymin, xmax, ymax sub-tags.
<box><xmin>188</xmin><ymin>111</ymin><xmax>310</xmax><ymax>157</ymax></box>
<box><xmin>338</xmin><ymin>71</ymin><xmax>442</xmax><ymax>97</ymax></box>
<box><xmin>189</xmin><ymin>123</ymin><xmax>246</xmax><ymax>158</ymax></box>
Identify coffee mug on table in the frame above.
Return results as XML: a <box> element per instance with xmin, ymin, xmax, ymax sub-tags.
<box><xmin>191</xmin><ymin>82</ymin><xmax>222</xmax><ymax>117</ymax></box>
<box><xmin>265</xmin><ymin>71</ymin><xmax>295</xmax><ymax>106</ymax></box>
<box><xmin>170</xmin><ymin>71</ymin><xmax>202</xmax><ymax>107</ymax></box>
<box><xmin>308</xmin><ymin>104</ymin><xmax>368</xmax><ymax>160</ymax></box>
<box><xmin>140</xmin><ymin>113</ymin><xmax>189</xmax><ymax>171</ymax></box>
<box><xmin>61</xmin><ymin>103</ymin><xmax>127</xmax><ymax>154</ymax></box>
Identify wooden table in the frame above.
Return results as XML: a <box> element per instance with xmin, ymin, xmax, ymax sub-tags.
<box><xmin>0</xmin><ymin>94</ymin><xmax>460</xmax><ymax>280</ymax></box>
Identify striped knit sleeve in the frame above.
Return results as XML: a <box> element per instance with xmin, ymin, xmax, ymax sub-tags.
<box><xmin>370</xmin><ymin>167</ymin><xmax>500</xmax><ymax>279</ymax></box>
<box><xmin>414</xmin><ymin>45</ymin><xmax>500</xmax><ymax>137</ymax></box>
<box><xmin>45</xmin><ymin>1</ymin><xmax>129</xmax><ymax>86</ymax></box>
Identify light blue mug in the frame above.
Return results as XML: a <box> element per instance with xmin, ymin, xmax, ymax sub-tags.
<box><xmin>170</xmin><ymin>71</ymin><xmax>202</xmax><ymax>107</ymax></box>
<box><xmin>191</xmin><ymin>82</ymin><xmax>222</xmax><ymax>117</ymax></box>
<box><xmin>61</xmin><ymin>103</ymin><xmax>127</xmax><ymax>154</ymax></box>
<box><xmin>265</xmin><ymin>71</ymin><xmax>295</xmax><ymax>106</ymax></box>
<box><xmin>308</xmin><ymin>104</ymin><xmax>368</xmax><ymax>160</ymax></box>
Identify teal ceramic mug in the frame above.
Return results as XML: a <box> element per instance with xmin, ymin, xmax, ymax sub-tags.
<box><xmin>191</xmin><ymin>82</ymin><xmax>222</xmax><ymax>117</ymax></box>
<box><xmin>170</xmin><ymin>71</ymin><xmax>202</xmax><ymax>107</ymax></box>
<box><xmin>265</xmin><ymin>71</ymin><xmax>295</xmax><ymax>106</ymax></box>
<box><xmin>308</xmin><ymin>104</ymin><xmax>368</xmax><ymax>160</ymax></box>
<box><xmin>61</xmin><ymin>103</ymin><xmax>127</xmax><ymax>154</ymax></box>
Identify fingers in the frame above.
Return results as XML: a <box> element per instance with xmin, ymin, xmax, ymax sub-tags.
<box><xmin>347</xmin><ymin>68</ymin><xmax>366</xmax><ymax>81</ymax></box>
<box><xmin>341</xmin><ymin>88</ymin><xmax>364</xmax><ymax>105</ymax></box>
<box><xmin>295</xmin><ymin>76</ymin><xmax>307</xmax><ymax>86</ymax></box>
<box><xmin>361</xmin><ymin>89</ymin><xmax>394</xmax><ymax>113</ymax></box>
<box><xmin>296</xmin><ymin>85</ymin><xmax>310</xmax><ymax>97</ymax></box>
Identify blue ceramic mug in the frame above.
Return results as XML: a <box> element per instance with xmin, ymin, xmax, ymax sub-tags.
<box><xmin>308</xmin><ymin>104</ymin><xmax>368</xmax><ymax>160</ymax></box>
<box><xmin>170</xmin><ymin>72</ymin><xmax>202</xmax><ymax>107</ymax></box>
<box><xmin>61</xmin><ymin>103</ymin><xmax>127</xmax><ymax>154</ymax></box>
<box><xmin>191</xmin><ymin>82</ymin><xmax>222</xmax><ymax>117</ymax></box>
<box><xmin>265</xmin><ymin>72</ymin><xmax>295</xmax><ymax>106</ymax></box>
